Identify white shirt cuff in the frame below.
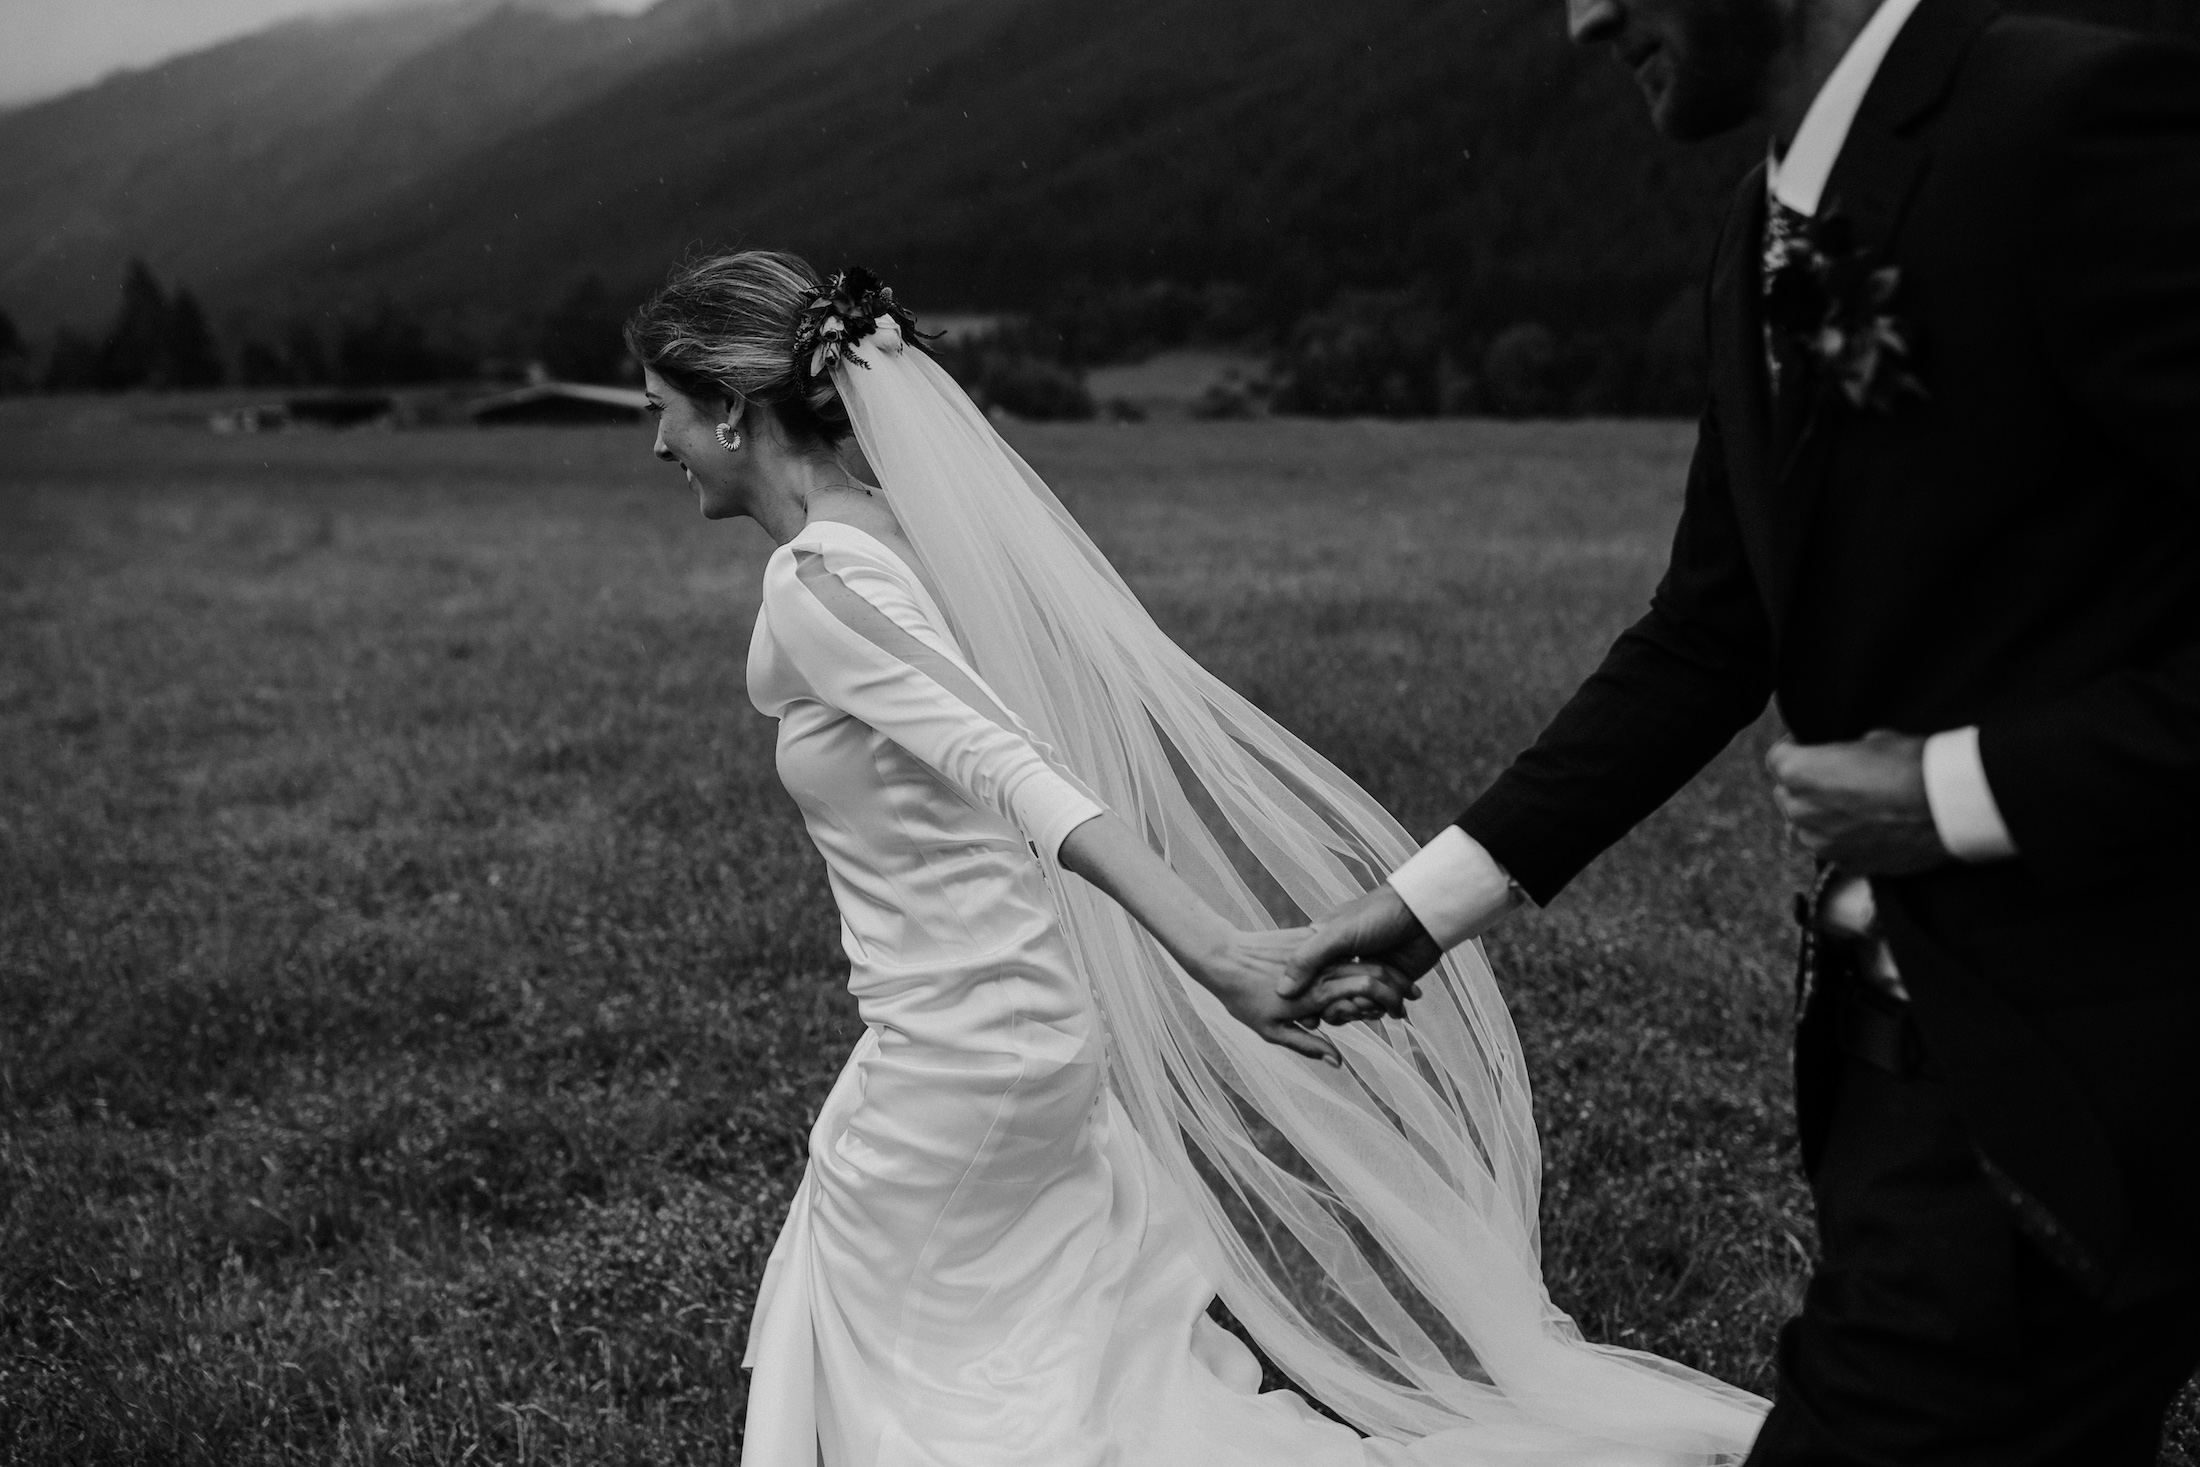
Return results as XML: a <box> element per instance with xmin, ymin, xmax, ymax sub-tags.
<box><xmin>1385</xmin><ymin>825</ymin><xmax>1523</xmax><ymax>950</ymax></box>
<box><xmin>1922</xmin><ymin>726</ymin><xmax>2018</xmax><ymax>862</ymax></box>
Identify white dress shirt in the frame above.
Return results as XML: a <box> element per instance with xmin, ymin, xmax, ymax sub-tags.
<box><xmin>1765</xmin><ymin>0</ymin><xmax>1925</xmax><ymax>216</ymax></box>
<box><xmin>1389</xmin><ymin>0</ymin><xmax>2016</xmax><ymax>951</ymax></box>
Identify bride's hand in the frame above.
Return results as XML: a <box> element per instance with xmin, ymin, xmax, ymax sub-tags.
<box><xmin>1189</xmin><ymin>927</ymin><xmax>1409</xmax><ymax>1066</ymax></box>
<box><xmin>1055</xmin><ymin>817</ymin><xmax>1404</xmax><ymax>1064</ymax></box>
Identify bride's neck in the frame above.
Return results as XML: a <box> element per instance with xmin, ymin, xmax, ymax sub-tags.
<box><xmin>753</xmin><ymin>446</ymin><xmax>877</xmax><ymax>545</ymax></box>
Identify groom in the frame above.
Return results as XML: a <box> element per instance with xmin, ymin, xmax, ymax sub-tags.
<box><xmin>1287</xmin><ymin>0</ymin><xmax>2200</xmax><ymax>1460</ymax></box>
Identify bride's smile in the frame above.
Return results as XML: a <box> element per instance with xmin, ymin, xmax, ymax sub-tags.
<box><xmin>643</xmin><ymin>366</ymin><xmax>749</xmax><ymax>521</ymax></box>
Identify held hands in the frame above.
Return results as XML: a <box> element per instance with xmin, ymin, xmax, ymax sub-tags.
<box><xmin>1191</xmin><ymin>926</ymin><xmax>1416</xmax><ymax>1067</ymax></box>
<box><xmin>1766</xmin><ymin>729</ymin><xmax>1950</xmax><ymax>874</ymax></box>
<box><xmin>1278</xmin><ymin>886</ymin><xmax>1442</xmax><ymax>1026</ymax></box>
<box><xmin>1226</xmin><ymin>730</ymin><xmax>1951</xmax><ymax>1049</ymax></box>
<box><xmin>1054</xmin><ymin>813</ymin><xmax>1414</xmax><ymax>1068</ymax></box>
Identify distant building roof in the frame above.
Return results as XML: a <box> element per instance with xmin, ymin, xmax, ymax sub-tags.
<box><xmin>466</xmin><ymin>381</ymin><xmax>649</xmax><ymax>426</ymax></box>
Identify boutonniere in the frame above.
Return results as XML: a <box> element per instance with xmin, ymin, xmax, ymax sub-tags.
<box><xmin>1764</xmin><ymin>203</ymin><xmax>1926</xmax><ymax>413</ymax></box>
<box><xmin>792</xmin><ymin>267</ymin><xmax>931</xmax><ymax>396</ymax></box>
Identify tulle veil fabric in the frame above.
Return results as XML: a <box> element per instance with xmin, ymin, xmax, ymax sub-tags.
<box><xmin>832</xmin><ymin>323</ymin><xmax>1768</xmax><ymax>1463</ymax></box>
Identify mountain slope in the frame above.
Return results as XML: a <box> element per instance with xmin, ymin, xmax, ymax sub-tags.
<box><xmin>0</xmin><ymin>1</ymin><xmax>487</xmax><ymax>331</ymax></box>
<box><xmin>251</xmin><ymin>0</ymin><xmax>1759</xmax><ymax>338</ymax></box>
<box><xmin>0</xmin><ymin>0</ymin><xmax>849</xmax><ymax>334</ymax></box>
<box><xmin>7</xmin><ymin>0</ymin><xmax>2198</xmax><ymax>349</ymax></box>
<box><xmin>230</xmin><ymin>0</ymin><xmax>2200</xmax><ymax>343</ymax></box>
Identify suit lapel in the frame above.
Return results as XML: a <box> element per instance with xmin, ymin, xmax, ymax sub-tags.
<box><xmin>1711</xmin><ymin>164</ymin><xmax>1777</xmax><ymax>594</ymax></box>
<box><xmin>1754</xmin><ymin>0</ymin><xmax>2000</xmax><ymax>627</ymax></box>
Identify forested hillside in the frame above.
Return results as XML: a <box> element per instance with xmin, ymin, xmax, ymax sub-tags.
<box><xmin>234</xmin><ymin>0</ymin><xmax>1760</xmax><ymax>346</ymax></box>
<box><xmin>3</xmin><ymin>0</ymin><xmax>2195</xmax><ymax>408</ymax></box>
<box><xmin>0</xmin><ymin>0</ymin><xmax>850</xmax><ymax>335</ymax></box>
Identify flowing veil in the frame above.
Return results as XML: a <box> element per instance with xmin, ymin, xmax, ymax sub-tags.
<box><xmin>834</xmin><ymin>322</ymin><xmax>1768</xmax><ymax>1464</ymax></box>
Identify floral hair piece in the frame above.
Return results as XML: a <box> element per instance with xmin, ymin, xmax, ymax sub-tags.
<box><xmin>791</xmin><ymin>267</ymin><xmax>929</xmax><ymax>400</ymax></box>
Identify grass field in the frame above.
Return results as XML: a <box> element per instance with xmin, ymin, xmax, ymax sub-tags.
<box><xmin>3</xmin><ymin>406</ymin><xmax>2192</xmax><ymax>1462</ymax></box>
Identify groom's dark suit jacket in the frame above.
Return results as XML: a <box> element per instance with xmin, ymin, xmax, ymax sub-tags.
<box><xmin>1456</xmin><ymin>0</ymin><xmax>2200</xmax><ymax>1303</ymax></box>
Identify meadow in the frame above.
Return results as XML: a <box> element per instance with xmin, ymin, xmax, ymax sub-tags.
<box><xmin>3</xmin><ymin>404</ymin><xmax>2192</xmax><ymax>1463</ymax></box>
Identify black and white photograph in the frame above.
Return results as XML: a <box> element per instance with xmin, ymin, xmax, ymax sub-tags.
<box><xmin>3</xmin><ymin>0</ymin><xmax>2197</xmax><ymax>1460</ymax></box>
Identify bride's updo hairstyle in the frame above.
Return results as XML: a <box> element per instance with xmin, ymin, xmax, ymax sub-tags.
<box><xmin>624</xmin><ymin>250</ymin><xmax>853</xmax><ymax>448</ymax></box>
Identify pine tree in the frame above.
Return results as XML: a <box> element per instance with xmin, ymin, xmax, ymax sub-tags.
<box><xmin>538</xmin><ymin>276</ymin><xmax>629</xmax><ymax>384</ymax></box>
<box><xmin>162</xmin><ymin>289</ymin><xmax>225</xmax><ymax>388</ymax></box>
<box><xmin>237</xmin><ymin>340</ymin><xmax>289</xmax><ymax>387</ymax></box>
<box><xmin>285</xmin><ymin>323</ymin><xmax>331</xmax><ymax>386</ymax></box>
<box><xmin>43</xmin><ymin>329</ymin><xmax>101</xmax><ymax>391</ymax></box>
<box><xmin>336</xmin><ymin>299</ymin><xmax>467</xmax><ymax>386</ymax></box>
<box><xmin>96</xmin><ymin>260</ymin><xmax>169</xmax><ymax>389</ymax></box>
<box><xmin>0</xmin><ymin>309</ymin><xmax>28</xmax><ymax>394</ymax></box>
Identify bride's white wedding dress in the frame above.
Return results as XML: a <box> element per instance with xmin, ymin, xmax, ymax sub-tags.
<box><xmin>733</xmin><ymin>318</ymin><xmax>1766</xmax><ymax>1466</ymax></box>
<box><xmin>742</xmin><ymin>520</ymin><xmax>1391</xmax><ymax>1464</ymax></box>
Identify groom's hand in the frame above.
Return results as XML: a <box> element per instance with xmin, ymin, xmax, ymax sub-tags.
<box><xmin>1767</xmin><ymin>729</ymin><xmax>1950</xmax><ymax>875</ymax></box>
<box><xmin>1279</xmin><ymin>886</ymin><xmax>1442</xmax><ymax>1015</ymax></box>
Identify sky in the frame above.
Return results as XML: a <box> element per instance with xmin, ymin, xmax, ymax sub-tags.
<box><xmin>0</xmin><ymin>0</ymin><xmax>654</xmax><ymax>106</ymax></box>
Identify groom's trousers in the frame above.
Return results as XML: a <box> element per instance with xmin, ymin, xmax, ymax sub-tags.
<box><xmin>1743</xmin><ymin>954</ymin><xmax>2200</xmax><ymax>1467</ymax></box>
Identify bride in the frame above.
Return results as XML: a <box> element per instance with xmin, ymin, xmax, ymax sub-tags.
<box><xmin>626</xmin><ymin>251</ymin><xmax>1768</xmax><ymax>1466</ymax></box>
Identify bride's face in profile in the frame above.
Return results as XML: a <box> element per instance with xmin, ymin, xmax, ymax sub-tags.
<box><xmin>643</xmin><ymin>365</ymin><xmax>746</xmax><ymax>520</ymax></box>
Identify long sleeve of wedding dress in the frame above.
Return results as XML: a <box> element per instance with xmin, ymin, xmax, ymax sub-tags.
<box><xmin>753</xmin><ymin>520</ymin><xmax>1105</xmax><ymax>866</ymax></box>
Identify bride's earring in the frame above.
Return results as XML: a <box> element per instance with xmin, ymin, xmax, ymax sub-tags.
<box><xmin>715</xmin><ymin>423</ymin><xmax>742</xmax><ymax>452</ymax></box>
